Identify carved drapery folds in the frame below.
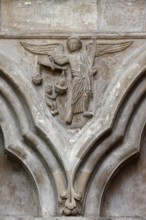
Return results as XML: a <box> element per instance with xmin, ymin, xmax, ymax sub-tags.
<box><xmin>1</xmin><ymin>37</ymin><xmax>146</xmax><ymax>219</ymax></box>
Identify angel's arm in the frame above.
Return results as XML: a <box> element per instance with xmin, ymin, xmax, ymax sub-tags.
<box><xmin>52</xmin><ymin>55</ymin><xmax>69</xmax><ymax>65</ymax></box>
<box><xmin>21</xmin><ymin>42</ymin><xmax>68</xmax><ymax>65</ymax></box>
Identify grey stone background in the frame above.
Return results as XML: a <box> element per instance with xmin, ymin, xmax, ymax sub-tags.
<box><xmin>1</xmin><ymin>0</ymin><xmax>146</xmax><ymax>35</ymax></box>
<box><xmin>0</xmin><ymin>0</ymin><xmax>146</xmax><ymax>220</ymax></box>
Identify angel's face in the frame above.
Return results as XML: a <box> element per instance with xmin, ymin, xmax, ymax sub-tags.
<box><xmin>67</xmin><ymin>39</ymin><xmax>82</xmax><ymax>52</ymax></box>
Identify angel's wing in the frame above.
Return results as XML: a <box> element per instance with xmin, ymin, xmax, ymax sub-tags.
<box><xmin>86</xmin><ymin>41</ymin><xmax>133</xmax><ymax>57</ymax></box>
<box><xmin>20</xmin><ymin>42</ymin><xmax>65</xmax><ymax>56</ymax></box>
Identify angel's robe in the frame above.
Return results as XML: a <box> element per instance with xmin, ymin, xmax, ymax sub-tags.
<box><xmin>54</xmin><ymin>51</ymin><xmax>92</xmax><ymax>114</ymax></box>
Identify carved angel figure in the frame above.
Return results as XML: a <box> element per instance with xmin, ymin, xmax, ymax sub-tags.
<box><xmin>21</xmin><ymin>37</ymin><xmax>132</xmax><ymax>125</ymax></box>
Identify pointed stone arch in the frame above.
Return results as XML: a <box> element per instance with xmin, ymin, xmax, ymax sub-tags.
<box><xmin>72</xmin><ymin>46</ymin><xmax>146</xmax><ymax>217</ymax></box>
<box><xmin>0</xmin><ymin>50</ymin><xmax>68</xmax><ymax>217</ymax></box>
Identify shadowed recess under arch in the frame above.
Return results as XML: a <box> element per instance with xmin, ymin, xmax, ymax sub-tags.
<box><xmin>0</xmin><ymin>126</ymin><xmax>39</xmax><ymax>217</ymax></box>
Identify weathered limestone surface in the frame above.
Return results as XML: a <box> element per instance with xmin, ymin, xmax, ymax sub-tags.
<box><xmin>102</xmin><ymin>133</ymin><xmax>146</xmax><ymax>217</ymax></box>
<box><xmin>1</xmin><ymin>0</ymin><xmax>146</xmax><ymax>35</ymax></box>
<box><xmin>0</xmin><ymin>0</ymin><xmax>146</xmax><ymax>220</ymax></box>
<box><xmin>97</xmin><ymin>0</ymin><xmax>146</xmax><ymax>32</ymax></box>
<box><xmin>1</xmin><ymin>0</ymin><xmax>97</xmax><ymax>33</ymax></box>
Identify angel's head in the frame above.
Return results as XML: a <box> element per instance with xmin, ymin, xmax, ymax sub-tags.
<box><xmin>67</xmin><ymin>37</ymin><xmax>82</xmax><ymax>52</ymax></box>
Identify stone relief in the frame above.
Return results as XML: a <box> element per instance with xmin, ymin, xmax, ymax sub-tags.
<box><xmin>1</xmin><ymin>0</ymin><xmax>146</xmax><ymax>219</ymax></box>
<box><xmin>2</xmin><ymin>39</ymin><xmax>146</xmax><ymax>219</ymax></box>
<box><xmin>21</xmin><ymin>37</ymin><xmax>132</xmax><ymax>126</ymax></box>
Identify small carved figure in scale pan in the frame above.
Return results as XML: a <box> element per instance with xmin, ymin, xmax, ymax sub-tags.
<box><xmin>45</xmin><ymin>84</ymin><xmax>59</xmax><ymax>116</ymax></box>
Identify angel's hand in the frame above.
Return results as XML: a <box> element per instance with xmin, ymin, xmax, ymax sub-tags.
<box><xmin>48</xmin><ymin>55</ymin><xmax>54</xmax><ymax>63</ymax></box>
<box><xmin>51</xmin><ymin>63</ymin><xmax>55</xmax><ymax>71</ymax></box>
<box><xmin>89</xmin><ymin>68</ymin><xmax>97</xmax><ymax>76</ymax></box>
<box><xmin>47</xmin><ymin>55</ymin><xmax>55</xmax><ymax>70</ymax></box>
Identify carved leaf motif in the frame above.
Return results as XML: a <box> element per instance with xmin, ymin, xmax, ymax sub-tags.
<box><xmin>20</xmin><ymin>42</ymin><xmax>65</xmax><ymax>55</ymax></box>
<box><xmin>87</xmin><ymin>41</ymin><xmax>133</xmax><ymax>57</ymax></box>
<box><xmin>59</xmin><ymin>188</ymin><xmax>82</xmax><ymax>216</ymax></box>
